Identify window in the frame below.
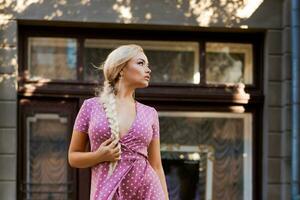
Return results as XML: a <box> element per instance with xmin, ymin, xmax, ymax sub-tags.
<box><xmin>28</xmin><ymin>37</ymin><xmax>77</xmax><ymax>80</ymax></box>
<box><xmin>20</xmin><ymin>25</ymin><xmax>262</xmax><ymax>90</ymax></box>
<box><xmin>205</xmin><ymin>42</ymin><xmax>253</xmax><ymax>84</ymax></box>
<box><xmin>84</xmin><ymin>39</ymin><xmax>200</xmax><ymax>84</ymax></box>
<box><xmin>160</xmin><ymin>111</ymin><xmax>252</xmax><ymax>200</ymax></box>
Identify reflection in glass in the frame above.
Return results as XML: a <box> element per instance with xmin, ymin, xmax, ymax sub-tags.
<box><xmin>159</xmin><ymin>112</ymin><xmax>252</xmax><ymax>200</ymax></box>
<box><xmin>24</xmin><ymin>114</ymin><xmax>71</xmax><ymax>200</ymax></box>
<box><xmin>84</xmin><ymin>40</ymin><xmax>111</xmax><ymax>82</ymax></box>
<box><xmin>84</xmin><ymin>39</ymin><xmax>200</xmax><ymax>84</ymax></box>
<box><xmin>28</xmin><ymin>37</ymin><xmax>77</xmax><ymax>80</ymax></box>
<box><xmin>161</xmin><ymin>145</ymin><xmax>214</xmax><ymax>200</ymax></box>
<box><xmin>206</xmin><ymin>42</ymin><xmax>253</xmax><ymax>84</ymax></box>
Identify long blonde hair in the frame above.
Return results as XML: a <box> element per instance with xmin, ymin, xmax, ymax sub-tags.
<box><xmin>95</xmin><ymin>44</ymin><xmax>143</xmax><ymax>176</ymax></box>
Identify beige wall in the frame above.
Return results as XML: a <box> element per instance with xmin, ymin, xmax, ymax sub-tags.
<box><xmin>0</xmin><ymin>0</ymin><xmax>290</xmax><ymax>199</ymax></box>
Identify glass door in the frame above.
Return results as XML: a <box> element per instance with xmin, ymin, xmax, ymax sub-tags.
<box><xmin>18</xmin><ymin>98</ymin><xmax>90</xmax><ymax>200</ymax></box>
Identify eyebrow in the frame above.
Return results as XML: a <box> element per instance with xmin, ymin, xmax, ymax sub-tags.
<box><xmin>137</xmin><ymin>58</ymin><xmax>148</xmax><ymax>65</ymax></box>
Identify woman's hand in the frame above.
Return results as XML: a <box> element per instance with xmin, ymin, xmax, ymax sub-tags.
<box><xmin>95</xmin><ymin>137</ymin><xmax>122</xmax><ymax>162</ymax></box>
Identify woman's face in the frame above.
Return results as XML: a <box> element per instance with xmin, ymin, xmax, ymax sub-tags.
<box><xmin>122</xmin><ymin>51</ymin><xmax>151</xmax><ymax>88</ymax></box>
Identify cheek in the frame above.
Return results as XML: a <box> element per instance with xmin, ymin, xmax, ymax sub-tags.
<box><xmin>126</xmin><ymin>66</ymin><xmax>143</xmax><ymax>81</ymax></box>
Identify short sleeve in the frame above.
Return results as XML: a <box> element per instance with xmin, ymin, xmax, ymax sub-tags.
<box><xmin>73</xmin><ymin>100</ymin><xmax>91</xmax><ymax>134</ymax></box>
<box><xmin>151</xmin><ymin>107</ymin><xmax>160</xmax><ymax>140</ymax></box>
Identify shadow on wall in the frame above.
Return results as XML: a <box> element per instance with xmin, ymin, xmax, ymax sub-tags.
<box><xmin>1</xmin><ymin>0</ymin><xmax>266</xmax><ymax>27</ymax></box>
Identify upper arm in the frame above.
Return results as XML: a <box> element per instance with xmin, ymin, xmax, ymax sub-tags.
<box><xmin>148</xmin><ymin>137</ymin><xmax>162</xmax><ymax>170</ymax></box>
<box><xmin>148</xmin><ymin>107</ymin><xmax>162</xmax><ymax>169</ymax></box>
<box><xmin>69</xmin><ymin>100</ymin><xmax>91</xmax><ymax>153</ymax></box>
<box><xmin>69</xmin><ymin>130</ymin><xmax>89</xmax><ymax>153</ymax></box>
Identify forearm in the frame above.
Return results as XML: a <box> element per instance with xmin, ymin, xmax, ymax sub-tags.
<box><xmin>154</xmin><ymin>167</ymin><xmax>169</xmax><ymax>200</ymax></box>
<box><xmin>68</xmin><ymin>151</ymin><xmax>102</xmax><ymax>168</ymax></box>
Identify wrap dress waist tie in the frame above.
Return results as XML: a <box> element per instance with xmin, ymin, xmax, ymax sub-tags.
<box><xmin>96</xmin><ymin>143</ymin><xmax>148</xmax><ymax>200</ymax></box>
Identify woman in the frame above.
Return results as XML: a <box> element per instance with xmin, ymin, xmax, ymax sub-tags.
<box><xmin>68</xmin><ymin>44</ymin><xmax>169</xmax><ymax>200</ymax></box>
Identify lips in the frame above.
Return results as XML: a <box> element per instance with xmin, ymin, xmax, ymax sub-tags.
<box><xmin>145</xmin><ymin>75</ymin><xmax>150</xmax><ymax>80</ymax></box>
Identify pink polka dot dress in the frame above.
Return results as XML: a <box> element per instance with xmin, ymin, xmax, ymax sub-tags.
<box><xmin>73</xmin><ymin>97</ymin><xmax>166</xmax><ymax>200</ymax></box>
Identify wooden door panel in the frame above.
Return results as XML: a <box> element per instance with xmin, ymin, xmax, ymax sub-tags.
<box><xmin>18</xmin><ymin>98</ymin><xmax>90</xmax><ymax>200</ymax></box>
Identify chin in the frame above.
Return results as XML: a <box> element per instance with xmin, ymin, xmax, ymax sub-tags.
<box><xmin>137</xmin><ymin>82</ymin><xmax>149</xmax><ymax>88</ymax></box>
<box><xmin>142</xmin><ymin>84</ymin><xmax>149</xmax><ymax>88</ymax></box>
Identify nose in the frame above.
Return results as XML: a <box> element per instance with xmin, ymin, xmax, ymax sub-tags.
<box><xmin>146</xmin><ymin>66</ymin><xmax>151</xmax><ymax>73</ymax></box>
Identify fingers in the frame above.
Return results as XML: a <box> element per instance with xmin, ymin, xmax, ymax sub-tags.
<box><xmin>108</xmin><ymin>138</ymin><xmax>119</xmax><ymax>148</ymax></box>
<box><xmin>111</xmin><ymin>143</ymin><xmax>121</xmax><ymax>153</ymax></box>
<box><xmin>101</xmin><ymin>137</ymin><xmax>116</xmax><ymax>147</ymax></box>
<box><xmin>110</xmin><ymin>142</ymin><xmax>121</xmax><ymax>161</ymax></box>
<box><xmin>114</xmin><ymin>145</ymin><xmax>122</xmax><ymax>160</ymax></box>
<box><xmin>115</xmin><ymin>155</ymin><xmax>121</xmax><ymax>160</ymax></box>
<box><xmin>102</xmin><ymin>138</ymin><xmax>121</xmax><ymax>161</ymax></box>
<box><xmin>102</xmin><ymin>137</ymin><xmax>113</xmax><ymax>146</ymax></box>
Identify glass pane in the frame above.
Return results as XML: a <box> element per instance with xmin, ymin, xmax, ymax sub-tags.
<box><xmin>84</xmin><ymin>39</ymin><xmax>200</xmax><ymax>84</ymax></box>
<box><xmin>28</xmin><ymin>37</ymin><xmax>77</xmax><ymax>80</ymax></box>
<box><xmin>159</xmin><ymin>112</ymin><xmax>252</xmax><ymax>200</ymax></box>
<box><xmin>83</xmin><ymin>43</ymin><xmax>109</xmax><ymax>83</ymax></box>
<box><xmin>206</xmin><ymin>42</ymin><xmax>253</xmax><ymax>84</ymax></box>
<box><xmin>25</xmin><ymin>114</ymin><xmax>71</xmax><ymax>200</ymax></box>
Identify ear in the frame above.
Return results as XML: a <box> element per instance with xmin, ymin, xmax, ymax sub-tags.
<box><xmin>120</xmin><ymin>69</ymin><xmax>124</xmax><ymax>76</ymax></box>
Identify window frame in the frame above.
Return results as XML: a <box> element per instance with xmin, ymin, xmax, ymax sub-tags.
<box><xmin>18</xmin><ymin>22</ymin><xmax>265</xmax><ymax>105</ymax></box>
<box><xmin>17</xmin><ymin>98</ymin><xmax>81</xmax><ymax>200</ymax></box>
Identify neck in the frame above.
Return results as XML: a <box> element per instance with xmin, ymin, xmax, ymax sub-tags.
<box><xmin>115</xmin><ymin>80</ymin><xmax>135</xmax><ymax>103</ymax></box>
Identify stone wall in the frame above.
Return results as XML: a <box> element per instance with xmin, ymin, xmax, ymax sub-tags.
<box><xmin>266</xmin><ymin>0</ymin><xmax>292</xmax><ymax>199</ymax></box>
<box><xmin>0</xmin><ymin>2</ymin><xmax>18</xmax><ymax>199</ymax></box>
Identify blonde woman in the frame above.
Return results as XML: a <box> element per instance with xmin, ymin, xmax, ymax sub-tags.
<box><xmin>68</xmin><ymin>44</ymin><xmax>169</xmax><ymax>200</ymax></box>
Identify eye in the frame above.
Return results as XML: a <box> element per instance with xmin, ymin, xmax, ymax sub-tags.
<box><xmin>138</xmin><ymin>61</ymin><xmax>144</xmax><ymax>66</ymax></box>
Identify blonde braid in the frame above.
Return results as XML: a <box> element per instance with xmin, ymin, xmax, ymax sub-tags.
<box><xmin>98</xmin><ymin>80</ymin><xmax>121</xmax><ymax>177</ymax></box>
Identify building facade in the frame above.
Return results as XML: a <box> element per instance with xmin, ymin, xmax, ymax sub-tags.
<box><xmin>0</xmin><ymin>0</ymin><xmax>296</xmax><ymax>199</ymax></box>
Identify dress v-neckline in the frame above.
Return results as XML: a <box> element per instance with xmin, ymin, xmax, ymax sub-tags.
<box><xmin>118</xmin><ymin>100</ymin><xmax>139</xmax><ymax>140</ymax></box>
<box><xmin>98</xmin><ymin>97</ymin><xmax>139</xmax><ymax>141</ymax></box>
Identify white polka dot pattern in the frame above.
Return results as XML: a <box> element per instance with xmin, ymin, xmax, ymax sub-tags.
<box><xmin>72</xmin><ymin>97</ymin><xmax>165</xmax><ymax>200</ymax></box>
